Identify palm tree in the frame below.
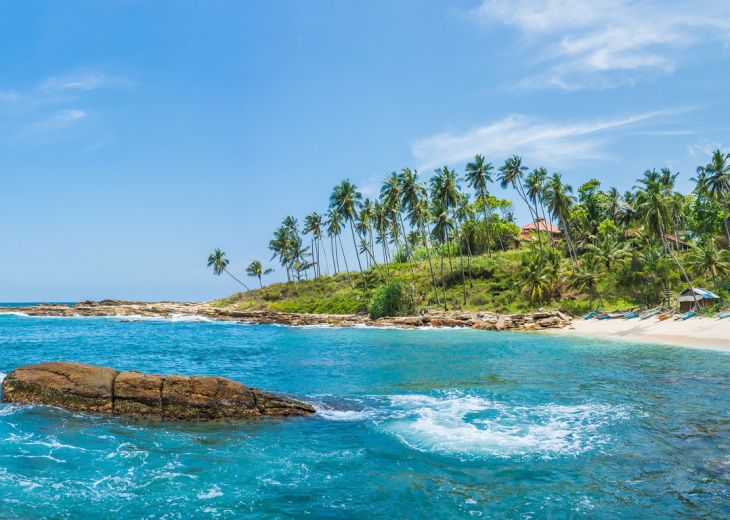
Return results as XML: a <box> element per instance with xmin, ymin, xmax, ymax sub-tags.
<box><xmin>207</xmin><ymin>248</ymin><xmax>266</xmax><ymax>307</ymax></box>
<box><xmin>245</xmin><ymin>260</ymin><xmax>274</xmax><ymax>288</ymax></box>
<box><xmin>703</xmin><ymin>149</ymin><xmax>730</xmax><ymax>245</ymax></box>
<box><xmin>603</xmin><ymin>187</ymin><xmax>621</xmax><ymax>225</ymax></box>
<box><xmin>525</xmin><ymin>168</ymin><xmax>551</xmax><ymax>245</ymax></box>
<box><xmin>303</xmin><ymin>212</ymin><xmax>326</xmax><ymax>277</ymax></box>
<box><xmin>543</xmin><ymin>173</ymin><xmax>578</xmax><ymax>268</ymax></box>
<box><xmin>400</xmin><ymin>168</ymin><xmax>440</xmax><ymax>305</ymax></box>
<box><xmin>635</xmin><ymin>172</ymin><xmax>700</xmax><ymax>308</ymax></box>
<box><xmin>685</xmin><ymin>244</ymin><xmax>730</xmax><ymax>292</ymax></box>
<box><xmin>519</xmin><ymin>253</ymin><xmax>549</xmax><ymax>304</ymax></box>
<box><xmin>569</xmin><ymin>254</ymin><xmax>601</xmax><ymax>308</ymax></box>
<box><xmin>691</xmin><ymin>166</ymin><xmax>710</xmax><ymax>249</ymax></box>
<box><xmin>499</xmin><ymin>156</ymin><xmax>543</xmax><ymax>254</ymax></box>
<box><xmin>584</xmin><ymin>234</ymin><xmax>632</xmax><ymax>271</ymax></box>
<box><xmin>465</xmin><ymin>155</ymin><xmax>502</xmax><ymax>255</ymax></box>
<box><xmin>329</xmin><ymin>180</ymin><xmax>385</xmax><ymax>287</ymax></box>
<box><xmin>326</xmin><ymin>208</ymin><xmax>354</xmax><ymax>289</ymax></box>
<box><xmin>431</xmin><ymin>198</ymin><xmax>455</xmax><ymax>310</ymax></box>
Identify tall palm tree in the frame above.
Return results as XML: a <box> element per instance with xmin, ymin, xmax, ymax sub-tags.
<box><xmin>329</xmin><ymin>180</ymin><xmax>385</xmax><ymax>285</ymax></box>
<box><xmin>691</xmin><ymin>166</ymin><xmax>710</xmax><ymax>249</ymax></box>
<box><xmin>703</xmin><ymin>149</ymin><xmax>730</xmax><ymax>245</ymax></box>
<box><xmin>543</xmin><ymin>173</ymin><xmax>578</xmax><ymax>268</ymax></box>
<box><xmin>431</xmin><ymin>198</ymin><xmax>455</xmax><ymax>310</ymax></box>
<box><xmin>465</xmin><ymin>155</ymin><xmax>503</xmax><ymax>255</ymax></box>
<box><xmin>635</xmin><ymin>172</ymin><xmax>700</xmax><ymax>308</ymax></box>
<box><xmin>208</xmin><ymin>248</ymin><xmax>266</xmax><ymax>307</ymax></box>
<box><xmin>584</xmin><ymin>234</ymin><xmax>632</xmax><ymax>271</ymax></box>
<box><xmin>499</xmin><ymin>155</ymin><xmax>544</xmax><ymax>254</ymax></box>
<box><xmin>326</xmin><ymin>208</ymin><xmax>353</xmax><ymax>289</ymax></box>
<box><xmin>400</xmin><ymin>168</ymin><xmax>440</xmax><ymax>305</ymax></box>
<box><xmin>303</xmin><ymin>212</ymin><xmax>324</xmax><ymax>277</ymax></box>
<box><xmin>525</xmin><ymin>168</ymin><xmax>551</xmax><ymax>245</ymax></box>
<box><xmin>245</xmin><ymin>260</ymin><xmax>274</xmax><ymax>288</ymax></box>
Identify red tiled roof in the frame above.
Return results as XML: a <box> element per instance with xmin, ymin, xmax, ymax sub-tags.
<box><xmin>624</xmin><ymin>228</ymin><xmax>692</xmax><ymax>247</ymax></box>
<box><xmin>520</xmin><ymin>218</ymin><xmax>561</xmax><ymax>234</ymax></box>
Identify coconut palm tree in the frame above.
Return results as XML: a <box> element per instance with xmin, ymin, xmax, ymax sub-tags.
<box><xmin>519</xmin><ymin>253</ymin><xmax>549</xmax><ymax>304</ymax></box>
<box><xmin>329</xmin><ymin>180</ymin><xmax>385</xmax><ymax>287</ymax></box>
<box><xmin>635</xmin><ymin>172</ymin><xmax>700</xmax><ymax>308</ymax></box>
<box><xmin>431</xmin><ymin>198</ymin><xmax>455</xmax><ymax>310</ymax></box>
<box><xmin>245</xmin><ymin>260</ymin><xmax>274</xmax><ymax>288</ymax></box>
<box><xmin>543</xmin><ymin>173</ymin><xmax>578</xmax><ymax>267</ymax></box>
<box><xmin>499</xmin><ymin>156</ymin><xmax>543</xmax><ymax>254</ymax></box>
<box><xmin>685</xmin><ymin>243</ymin><xmax>730</xmax><ymax>292</ymax></box>
<box><xmin>465</xmin><ymin>155</ymin><xmax>502</xmax><ymax>255</ymax></box>
<box><xmin>207</xmin><ymin>248</ymin><xmax>266</xmax><ymax>307</ymax></box>
<box><xmin>326</xmin><ymin>208</ymin><xmax>353</xmax><ymax>289</ymax></box>
<box><xmin>400</xmin><ymin>168</ymin><xmax>440</xmax><ymax>304</ymax></box>
<box><xmin>703</xmin><ymin>149</ymin><xmax>730</xmax><ymax>245</ymax></box>
<box><xmin>584</xmin><ymin>234</ymin><xmax>632</xmax><ymax>271</ymax></box>
<box><xmin>569</xmin><ymin>254</ymin><xmax>601</xmax><ymax>308</ymax></box>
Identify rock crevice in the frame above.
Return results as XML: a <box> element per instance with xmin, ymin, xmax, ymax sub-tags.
<box><xmin>1</xmin><ymin>362</ymin><xmax>314</xmax><ymax>420</ymax></box>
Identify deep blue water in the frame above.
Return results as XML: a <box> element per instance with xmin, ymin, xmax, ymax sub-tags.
<box><xmin>0</xmin><ymin>313</ymin><xmax>729</xmax><ymax>519</ymax></box>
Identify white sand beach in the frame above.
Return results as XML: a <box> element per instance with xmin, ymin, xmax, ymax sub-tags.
<box><xmin>551</xmin><ymin>315</ymin><xmax>730</xmax><ymax>351</ymax></box>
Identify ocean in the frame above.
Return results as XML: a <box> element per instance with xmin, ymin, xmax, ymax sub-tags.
<box><xmin>0</xmin><ymin>311</ymin><xmax>728</xmax><ymax>518</ymax></box>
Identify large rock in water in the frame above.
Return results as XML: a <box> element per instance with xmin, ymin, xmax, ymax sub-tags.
<box><xmin>1</xmin><ymin>362</ymin><xmax>315</xmax><ymax>420</ymax></box>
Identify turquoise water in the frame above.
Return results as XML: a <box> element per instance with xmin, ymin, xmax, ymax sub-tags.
<box><xmin>0</xmin><ymin>313</ymin><xmax>729</xmax><ymax>519</ymax></box>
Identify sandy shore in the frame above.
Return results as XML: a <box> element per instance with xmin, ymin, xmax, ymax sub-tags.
<box><xmin>549</xmin><ymin>314</ymin><xmax>730</xmax><ymax>351</ymax></box>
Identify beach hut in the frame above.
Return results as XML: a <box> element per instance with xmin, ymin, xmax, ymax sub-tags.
<box><xmin>676</xmin><ymin>287</ymin><xmax>720</xmax><ymax>312</ymax></box>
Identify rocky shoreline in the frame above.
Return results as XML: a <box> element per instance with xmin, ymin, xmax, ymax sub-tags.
<box><xmin>0</xmin><ymin>300</ymin><xmax>572</xmax><ymax>331</ymax></box>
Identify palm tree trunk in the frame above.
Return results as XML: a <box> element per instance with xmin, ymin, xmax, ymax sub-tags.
<box><xmin>457</xmin><ymin>226</ymin><xmax>467</xmax><ymax>304</ymax></box>
<box><xmin>258</xmin><ymin>274</ymin><xmax>263</xmax><ymax>289</ymax></box>
<box><xmin>462</xmin><ymin>223</ymin><xmax>474</xmax><ymax>287</ymax></box>
<box><xmin>559</xmin><ymin>208</ymin><xmax>578</xmax><ymax>269</ymax></box>
<box><xmin>353</xmin><ymin>224</ymin><xmax>385</xmax><ymax>280</ymax></box>
<box><xmin>481</xmin><ymin>204</ymin><xmax>491</xmax><ymax>257</ymax></box>
<box><xmin>223</xmin><ymin>268</ymin><xmax>267</xmax><ymax>307</ymax></box>
<box><xmin>420</xmin><ymin>222</ymin><xmax>441</xmax><ymax>305</ymax></box>
<box><xmin>350</xmin><ymin>221</ymin><xmax>369</xmax><ymax>291</ymax></box>
<box><xmin>439</xmin><ymin>236</ymin><xmax>448</xmax><ymax>311</ymax></box>
<box><xmin>661</xmin><ymin>224</ymin><xmax>700</xmax><ymax>309</ymax></box>
<box><xmin>338</xmin><ymin>233</ymin><xmax>354</xmax><ymax>289</ymax></box>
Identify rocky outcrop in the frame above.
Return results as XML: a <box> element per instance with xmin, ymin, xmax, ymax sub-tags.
<box><xmin>0</xmin><ymin>301</ymin><xmax>571</xmax><ymax>331</ymax></box>
<box><xmin>1</xmin><ymin>362</ymin><xmax>315</xmax><ymax>420</ymax></box>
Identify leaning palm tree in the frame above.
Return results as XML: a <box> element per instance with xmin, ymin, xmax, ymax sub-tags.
<box><xmin>245</xmin><ymin>260</ymin><xmax>274</xmax><ymax>288</ymax></box>
<box><xmin>499</xmin><ymin>155</ymin><xmax>543</xmax><ymax>254</ymax></box>
<box><xmin>207</xmin><ymin>248</ymin><xmax>266</xmax><ymax>307</ymax></box>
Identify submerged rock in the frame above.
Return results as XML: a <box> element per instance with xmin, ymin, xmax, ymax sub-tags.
<box><xmin>1</xmin><ymin>362</ymin><xmax>315</xmax><ymax>420</ymax></box>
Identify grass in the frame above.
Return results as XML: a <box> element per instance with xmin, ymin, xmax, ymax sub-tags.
<box><xmin>211</xmin><ymin>248</ymin><xmax>728</xmax><ymax>317</ymax></box>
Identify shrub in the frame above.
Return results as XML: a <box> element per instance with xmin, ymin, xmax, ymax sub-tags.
<box><xmin>367</xmin><ymin>281</ymin><xmax>415</xmax><ymax>320</ymax></box>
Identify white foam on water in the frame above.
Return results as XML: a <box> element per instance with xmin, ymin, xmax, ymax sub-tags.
<box><xmin>317</xmin><ymin>407</ymin><xmax>376</xmax><ymax>422</ymax></box>
<box><xmin>373</xmin><ymin>390</ymin><xmax>629</xmax><ymax>460</ymax></box>
<box><xmin>197</xmin><ymin>485</ymin><xmax>223</xmax><ymax>499</ymax></box>
<box><xmin>0</xmin><ymin>372</ymin><xmax>5</xmax><ymax>385</ymax></box>
<box><xmin>0</xmin><ymin>312</ymin><xmax>29</xmax><ymax>317</ymax></box>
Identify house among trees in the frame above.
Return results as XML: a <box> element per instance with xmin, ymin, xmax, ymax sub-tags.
<box><xmin>676</xmin><ymin>287</ymin><xmax>720</xmax><ymax>312</ymax></box>
<box><xmin>624</xmin><ymin>229</ymin><xmax>693</xmax><ymax>250</ymax></box>
<box><xmin>520</xmin><ymin>218</ymin><xmax>561</xmax><ymax>242</ymax></box>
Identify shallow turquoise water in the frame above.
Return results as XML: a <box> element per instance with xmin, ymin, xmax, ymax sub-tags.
<box><xmin>0</xmin><ymin>313</ymin><xmax>729</xmax><ymax>519</ymax></box>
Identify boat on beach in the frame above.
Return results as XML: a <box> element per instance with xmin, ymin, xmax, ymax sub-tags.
<box><xmin>597</xmin><ymin>308</ymin><xmax>634</xmax><ymax>320</ymax></box>
<box><xmin>718</xmin><ymin>309</ymin><xmax>730</xmax><ymax>319</ymax></box>
<box><xmin>625</xmin><ymin>308</ymin><xmax>646</xmax><ymax>319</ymax></box>
<box><xmin>583</xmin><ymin>306</ymin><xmax>601</xmax><ymax>320</ymax></box>
<box><xmin>640</xmin><ymin>308</ymin><xmax>663</xmax><ymax>320</ymax></box>
<box><xmin>657</xmin><ymin>309</ymin><xmax>676</xmax><ymax>321</ymax></box>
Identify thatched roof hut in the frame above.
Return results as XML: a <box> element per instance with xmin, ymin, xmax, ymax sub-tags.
<box><xmin>676</xmin><ymin>287</ymin><xmax>720</xmax><ymax>311</ymax></box>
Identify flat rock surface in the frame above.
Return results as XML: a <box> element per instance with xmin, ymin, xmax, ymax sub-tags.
<box><xmin>1</xmin><ymin>362</ymin><xmax>315</xmax><ymax>420</ymax></box>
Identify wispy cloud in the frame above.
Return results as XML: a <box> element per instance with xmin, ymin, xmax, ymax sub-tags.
<box><xmin>687</xmin><ymin>140</ymin><xmax>729</xmax><ymax>157</ymax></box>
<box><xmin>0</xmin><ymin>69</ymin><xmax>128</xmax><ymax>145</ymax></box>
<box><xmin>411</xmin><ymin>110</ymin><xmax>672</xmax><ymax>169</ymax></box>
<box><xmin>474</xmin><ymin>0</ymin><xmax>730</xmax><ymax>89</ymax></box>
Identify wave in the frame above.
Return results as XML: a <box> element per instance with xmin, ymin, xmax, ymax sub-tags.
<box><xmin>374</xmin><ymin>390</ymin><xmax>629</xmax><ymax>460</ymax></box>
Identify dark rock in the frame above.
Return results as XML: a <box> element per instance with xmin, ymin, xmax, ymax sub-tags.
<box><xmin>1</xmin><ymin>362</ymin><xmax>314</xmax><ymax>420</ymax></box>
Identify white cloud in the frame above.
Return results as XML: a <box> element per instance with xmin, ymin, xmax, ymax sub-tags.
<box><xmin>34</xmin><ymin>110</ymin><xmax>86</xmax><ymax>131</ymax></box>
<box><xmin>38</xmin><ymin>71</ymin><xmax>132</xmax><ymax>93</ymax></box>
<box><xmin>687</xmin><ymin>140</ymin><xmax>730</xmax><ymax>157</ymax></box>
<box><xmin>411</xmin><ymin>110</ymin><xmax>669</xmax><ymax>169</ymax></box>
<box><xmin>474</xmin><ymin>0</ymin><xmax>730</xmax><ymax>89</ymax></box>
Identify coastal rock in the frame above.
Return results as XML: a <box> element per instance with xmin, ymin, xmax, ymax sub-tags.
<box><xmin>537</xmin><ymin>317</ymin><xmax>559</xmax><ymax>327</ymax></box>
<box><xmin>1</xmin><ymin>362</ymin><xmax>315</xmax><ymax>420</ymax></box>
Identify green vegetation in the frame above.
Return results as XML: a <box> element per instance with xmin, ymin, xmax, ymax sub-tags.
<box><xmin>211</xmin><ymin>150</ymin><xmax>730</xmax><ymax>316</ymax></box>
<box><xmin>367</xmin><ymin>281</ymin><xmax>415</xmax><ymax>320</ymax></box>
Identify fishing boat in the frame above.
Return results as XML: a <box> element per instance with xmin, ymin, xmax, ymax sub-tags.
<box><xmin>681</xmin><ymin>309</ymin><xmax>696</xmax><ymax>321</ymax></box>
<box><xmin>640</xmin><ymin>308</ymin><xmax>663</xmax><ymax>320</ymax></box>
<box><xmin>583</xmin><ymin>306</ymin><xmax>601</xmax><ymax>320</ymax></box>
<box><xmin>625</xmin><ymin>308</ymin><xmax>645</xmax><ymax>319</ymax></box>
<box><xmin>657</xmin><ymin>309</ymin><xmax>676</xmax><ymax>321</ymax></box>
<box><xmin>674</xmin><ymin>308</ymin><xmax>696</xmax><ymax>321</ymax></box>
<box><xmin>718</xmin><ymin>309</ymin><xmax>730</xmax><ymax>319</ymax></box>
<box><xmin>609</xmin><ymin>307</ymin><xmax>635</xmax><ymax>319</ymax></box>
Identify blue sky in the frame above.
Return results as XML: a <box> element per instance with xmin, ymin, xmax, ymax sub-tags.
<box><xmin>1</xmin><ymin>0</ymin><xmax>729</xmax><ymax>302</ymax></box>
